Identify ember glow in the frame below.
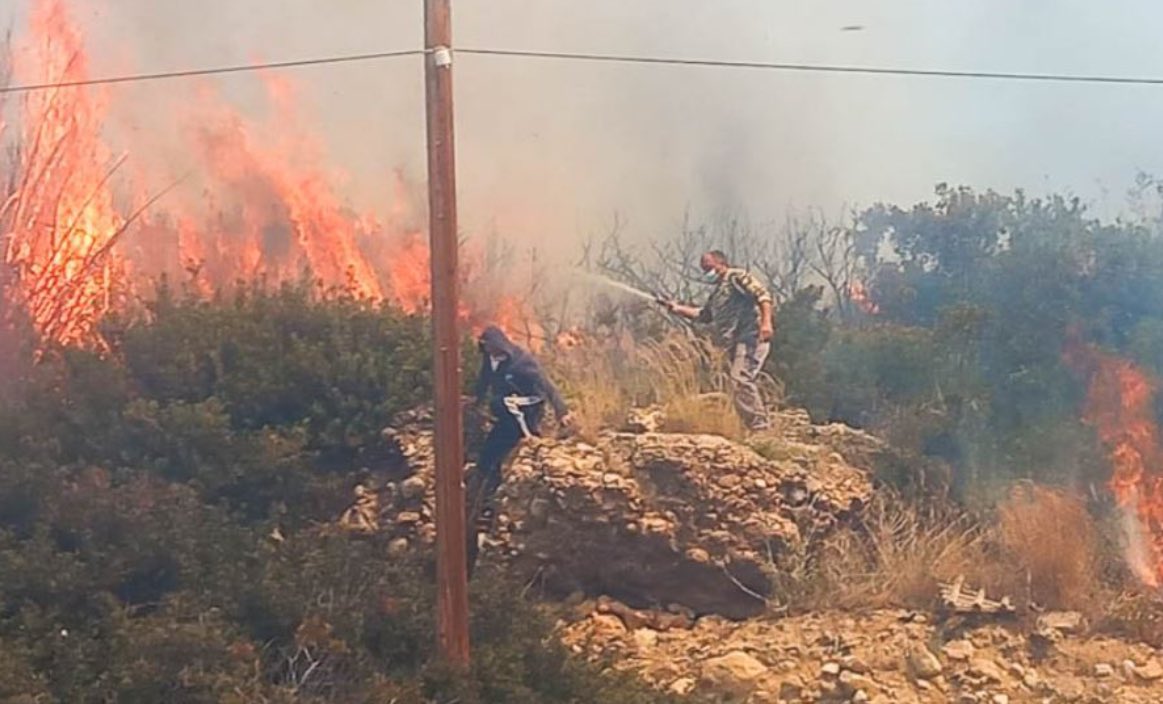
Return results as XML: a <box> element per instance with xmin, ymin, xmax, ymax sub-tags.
<box><xmin>847</xmin><ymin>280</ymin><xmax>880</xmax><ymax>315</ymax></box>
<box><xmin>1</xmin><ymin>0</ymin><xmax>538</xmax><ymax>350</ymax></box>
<box><xmin>1065</xmin><ymin>340</ymin><xmax>1163</xmax><ymax>587</ymax></box>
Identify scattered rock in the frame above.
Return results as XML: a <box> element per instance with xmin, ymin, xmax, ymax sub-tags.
<box><xmin>685</xmin><ymin>547</ymin><xmax>711</xmax><ymax>564</ymax></box>
<box><xmin>589</xmin><ymin>613</ymin><xmax>627</xmax><ymax>639</ymax></box>
<box><xmin>394</xmin><ymin>511</ymin><xmax>421</xmax><ymax>526</ymax></box>
<box><xmin>667</xmin><ymin>677</ymin><xmax>696</xmax><ymax>695</ymax></box>
<box><xmin>1049</xmin><ymin>677</ymin><xmax>1085</xmax><ymax>701</ymax></box>
<box><xmin>821</xmin><ymin>661</ymin><xmax>842</xmax><ymax>677</ymax></box>
<box><xmin>1094</xmin><ymin>662</ymin><xmax>1114</xmax><ymax>678</ymax></box>
<box><xmin>632</xmin><ymin>628</ymin><xmax>658</xmax><ymax>649</ymax></box>
<box><xmin>907</xmin><ymin>645</ymin><xmax>943</xmax><ymax>679</ymax></box>
<box><xmin>400</xmin><ymin>476</ymin><xmax>426</xmax><ymax>500</ymax></box>
<box><xmin>625</xmin><ymin>406</ymin><xmax>666</xmax><ymax>433</ymax></box>
<box><xmin>1123</xmin><ymin>660</ymin><xmax>1137</xmax><ymax>679</ymax></box>
<box><xmin>967</xmin><ymin>658</ymin><xmax>1005</xmax><ymax>684</ymax></box>
<box><xmin>1036</xmin><ymin>611</ymin><xmax>1085</xmax><ymax>635</ymax></box>
<box><xmin>838</xmin><ymin>669</ymin><xmax>877</xmax><ymax>697</ymax></box>
<box><xmin>700</xmin><ymin>651</ymin><xmax>769</xmax><ymax>696</ymax></box>
<box><xmin>778</xmin><ymin>676</ymin><xmax>804</xmax><ymax>701</ymax></box>
<box><xmin>386</xmin><ymin>537</ymin><xmax>409</xmax><ymax>558</ymax></box>
<box><xmin>842</xmin><ymin>655</ymin><xmax>872</xmax><ymax>674</ymax></box>
<box><xmin>942</xmin><ymin>639</ymin><xmax>975</xmax><ymax>662</ymax></box>
<box><xmin>1134</xmin><ymin>659</ymin><xmax>1163</xmax><ymax>682</ymax></box>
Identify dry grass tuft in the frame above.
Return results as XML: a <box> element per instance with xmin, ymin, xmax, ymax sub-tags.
<box><xmin>771</xmin><ymin>491</ymin><xmax>987</xmax><ymax>612</ymax></box>
<box><xmin>636</xmin><ymin>336</ymin><xmax>747</xmax><ymax>439</ymax></box>
<box><xmin>549</xmin><ymin>342</ymin><xmax>631</xmax><ymax>439</ymax></box>
<box><xmin>994</xmin><ymin>483</ymin><xmax>1104</xmax><ymax>611</ymax></box>
<box><xmin>549</xmin><ymin>333</ymin><xmax>777</xmax><ymax>440</ymax></box>
<box><xmin>770</xmin><ymin>481</ymin><xmax>1124</xmax><ymax>620</ymax></box>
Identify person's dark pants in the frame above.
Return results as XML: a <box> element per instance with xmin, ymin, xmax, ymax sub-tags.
<box><xmin>477</xmin><ymin>399</ymin><xmax>543</xmax><ymax>504</ymax></box>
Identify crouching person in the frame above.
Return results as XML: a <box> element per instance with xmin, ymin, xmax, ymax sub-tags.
<box><xmin>470</xmin><ymin>326</ymin><xmax>573</xmax><ymax>530</ymax></box>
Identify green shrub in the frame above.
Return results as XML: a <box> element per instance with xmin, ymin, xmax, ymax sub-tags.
<box><xmin>0</xmin><ymin>284</ymin><xmax>674</xmax><ymax>703</ymax></box>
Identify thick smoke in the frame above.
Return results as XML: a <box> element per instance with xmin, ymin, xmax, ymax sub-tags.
<box><xmin>8</xmin><ymin>0</ymin><xmax>1163</xmax><ymax>258</ymax></box>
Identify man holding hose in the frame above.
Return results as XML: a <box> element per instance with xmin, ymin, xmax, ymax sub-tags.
<box><xmin>662</xmin><ymin>250</ymin><xmax>775</xmax><ymax>432</ymax></box>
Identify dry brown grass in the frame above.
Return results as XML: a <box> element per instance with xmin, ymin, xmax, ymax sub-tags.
<box><xmin>549</xmin><ymin>334</ymin><xmax>777</xmax><ymax>440</ymax></box>
<box><xmin>772</xmin><ymin>483</ymin><xmax>1116</xmax><ymax>617</ymax></box>
<box><xmin>994</xmin><ymin>483</ymin><xmax>1105</xmax><ymax>611</ymax></box>
<box><xmin>771</xmin><ymin>491</ymin><xmax>988</xmax><ymax>612</ymax></box>
<box><xmin>637</xmin><ymin>336</ymin><xmax>747</xmax><ymax>439</ymax></box>
<box><xmin>549</xmin><ymin>342</ymin><xmax>630</xmax><ymax>439</ymax></box>
<box><xmin>1100</xmin><ymin>590</ymin><xmax>1163</xmax><ymax>646</ymax></box>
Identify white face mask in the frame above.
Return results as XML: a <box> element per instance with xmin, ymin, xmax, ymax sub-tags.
<box><xmin>489</xmin><ymin>355</ymin><xmax>504</xmax><ymax>371</ymax></box>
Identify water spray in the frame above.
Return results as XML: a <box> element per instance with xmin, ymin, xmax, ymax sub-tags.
<box><xmin>572</xmin><ymin>270</ymin><xmax>669</xmax><ymax>306</ymax></box>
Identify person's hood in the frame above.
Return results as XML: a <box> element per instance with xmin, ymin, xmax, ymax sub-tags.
<box><xmin>478</xmin><ymin>325</ymin><xmax>519</xmax><ymax>357</ymax></box>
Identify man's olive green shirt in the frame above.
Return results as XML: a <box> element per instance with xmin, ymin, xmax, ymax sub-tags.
<box><xmin>696</xmin><ymin>268</ymin><xmax>773</xmax><ymax>346</ymax></box>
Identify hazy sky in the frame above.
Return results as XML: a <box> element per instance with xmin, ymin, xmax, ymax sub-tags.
<box><xmin>6</xmin><ymin>0</ymin><xmax>1163</xmax><ymax>252</ymax></box>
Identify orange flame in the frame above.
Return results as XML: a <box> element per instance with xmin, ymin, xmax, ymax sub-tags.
<box><xmin>847</xmin><ymin>280</ymin><xmax>880</xmax><ymax>315</ymax></box>
<box><xmin>161</xmin><ymin>77</ymin><xmax>383</xmax><ymax>300</ymax></box>
<box><xmin>2</xmin><ymin>0</ymin><xmax>538</xmax><ymax>349</ymax></box>
<box><xmin>2</xmin><ymin>0</ymin><xmax>127</xmax><ymax>348</ymax></box>
<box><xmin>1065</xmin><ymin>339</ymin><xmax>1163</xmax><ymax>587</ymax></box>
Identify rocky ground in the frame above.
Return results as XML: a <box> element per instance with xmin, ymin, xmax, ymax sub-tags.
<box><xmin>363</xmin><ymin>406</ymin><xmax>872</xmax><ymax>618</ymax></box>
<box><xmin>558</xmin><ymin>603</ymin><xmax>1163</xmax><ymax>703</ymax></box>
<box><xmin>341</xmin><ymin>406</ymin><xmax>1163</xmax><ymax>703</ymax></box>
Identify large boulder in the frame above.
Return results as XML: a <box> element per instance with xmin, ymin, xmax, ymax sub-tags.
<box><xmin>368</xmin><ymin>406</ymin><xmax>873</xmax><ymax>619</ymax></box>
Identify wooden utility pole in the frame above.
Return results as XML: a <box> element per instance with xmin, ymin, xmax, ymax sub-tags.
<box><xmin>424</xmin><ymin>0</ymin><xmax>470</xmax><ymax>666</ymax></box>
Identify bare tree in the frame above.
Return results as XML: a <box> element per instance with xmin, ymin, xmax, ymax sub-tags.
<box><xmin>809</xmin><ymin>218</ymin><xmax>860</xmax><ymax>319</ymax></box>
<box><xmin>753</xmin><ymin>213</ymin><xmax>813</xmax><ymax>303</ymax></box>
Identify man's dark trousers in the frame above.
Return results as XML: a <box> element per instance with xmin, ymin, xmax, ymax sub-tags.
<box><xmin>477</xmin><ymin>399</ymin><xmax>544</xmax><ymax>502</ymax></box>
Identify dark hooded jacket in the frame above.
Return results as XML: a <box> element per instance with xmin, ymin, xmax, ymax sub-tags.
<box><xmin>474</xmin><ymin>326</ymin><xmax>568</xmax><ymax>418</ymax></box>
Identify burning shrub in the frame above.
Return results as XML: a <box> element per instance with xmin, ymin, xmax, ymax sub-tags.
<box><xmin>1</xmin><ymin>0</ymin><xmax>539</xmax><ymax>357</ymax></box>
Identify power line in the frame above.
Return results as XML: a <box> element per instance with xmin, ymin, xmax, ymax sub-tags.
<box><xmin>0</xmin><ymin>48</ymin><xmax>424</xmax><ymax>95</ymax></box>
<box><xmin>7</xmin><ymin>45</ymin><xmax>1163</xmax><ymax>95</ymax></box>
<box><xmin>459</xmin><ymin>47</ymin><xmax>1163</xmax><ymax>86</ymax></box>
